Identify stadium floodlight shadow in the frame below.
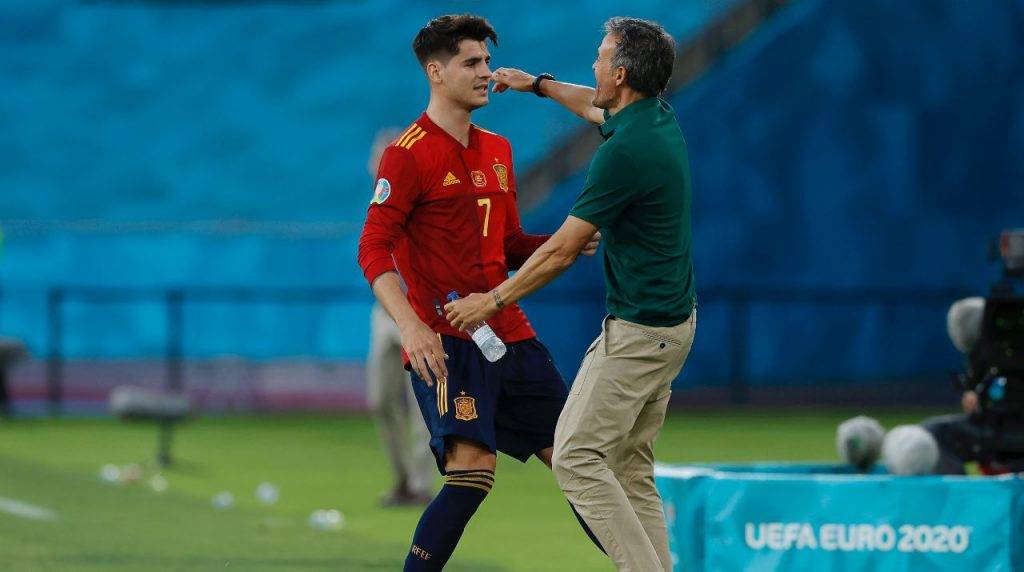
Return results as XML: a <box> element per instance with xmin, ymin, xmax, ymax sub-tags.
<box><xmin>109</xmin><ymin>385</ymin><xmax>193</xmax><ymax>467</ymax></box>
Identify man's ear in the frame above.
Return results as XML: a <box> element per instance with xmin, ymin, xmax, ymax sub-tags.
<box><xmin>426</xmin><ymin>60</ymin><xmax>444</xmax><ymax>85</ymax></box>
<box><xmin>613</xmin><ymin>66</ymin><xmax>627</xmax><ymax>87</ymax></box>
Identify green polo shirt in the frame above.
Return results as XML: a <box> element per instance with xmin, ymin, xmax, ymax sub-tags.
<box><xmin>569</xmin><ymin>97</ymin><xmax>696</xmax><ymax>327</ymax></box>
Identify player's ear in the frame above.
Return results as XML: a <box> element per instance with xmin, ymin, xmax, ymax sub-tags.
<box><xmin>425</xmin><ymin>60</ymin><xmax>444</xmax><ymax>85</ymax></box>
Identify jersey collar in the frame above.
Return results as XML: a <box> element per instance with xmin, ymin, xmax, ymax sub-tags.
<box><xmin>418</xmin><ymin>112</ymin><xmax>480</xmax><ymax>150</ymax></box>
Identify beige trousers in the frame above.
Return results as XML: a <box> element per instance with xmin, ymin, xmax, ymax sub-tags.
<box><xmin>553</xmin><ymin>312</ymin><xmax>696</xmax><ymax>572</ymax></box>
<box><xmin>367</xmin><ymin>303</ymin><xmax>436</xmax><ymax>495</ymax></box>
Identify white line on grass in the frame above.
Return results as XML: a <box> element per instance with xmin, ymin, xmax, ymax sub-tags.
<box><xmin>0</xmin><ymin>496</ymin><xmax>58</xmax><ymax>521</ymax></box>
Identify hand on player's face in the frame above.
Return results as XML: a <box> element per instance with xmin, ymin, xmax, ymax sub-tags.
<box><xmin>400</xmin><ymin>319</ymin><xmax>448</xmax><ymax>386</ymax></box>
<box><xmin>491</xmin><ymin>68</ymin><xmax>536</xmax><ymax>94</ymax></box>
<box><xmin>444</xmin><ymin>293</ymin><xmax>498</xmax><ymax>332</ymax></box>
<box><xmin>581</xmin><ymin>231</ymin><xmax>602</xmax><ymax>256</ymax></box>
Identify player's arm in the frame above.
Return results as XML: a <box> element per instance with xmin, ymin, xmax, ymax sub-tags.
<box><xmin>446</xmin><ymin>216</ymin><xmax>598</xmax><ymax>330</ymax></box>
<box><xmin>357</xmin><ymin>146</ymin><xmax>447</xmax><ymax>384</ymax></box>
<box><xmin>504</xmin><ymin>223</ymin><xmax>549</xmax><ymax>271</ymax></box>
<box><xmin>368</xmin><ymin>271</ymin><xmax>447</xmax><ymax>385</ymax></box>
<box><xmin>505</xmin><ymin>210</ymin><xmax>598</xmax><ymax>269</ymax></box>
<box><xmin>492</xmin><ymin>67</ymin><xmax>604</xmax><ymax>125</ymax></box>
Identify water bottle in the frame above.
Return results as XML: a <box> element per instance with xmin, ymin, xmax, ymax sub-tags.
<box><xmin>447</xmin><ymin>291</ymin><xmax>507</xmax><ymax>362</ymax></box>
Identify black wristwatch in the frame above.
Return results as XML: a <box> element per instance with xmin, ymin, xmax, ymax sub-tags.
<box><xmin>532</xmin><ymin>73</ymin><xmax>555</xmax><ymax>97</ymax></box>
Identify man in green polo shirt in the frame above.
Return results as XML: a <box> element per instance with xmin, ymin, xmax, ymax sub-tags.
<box><xmin>445</xmin><ymin>17</ymin><xmax>694</xmax><ymax>570</ymax></box>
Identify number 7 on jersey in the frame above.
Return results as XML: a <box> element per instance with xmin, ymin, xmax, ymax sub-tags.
<box><xmin>477</xmin><ymin>198</ymin><xmax>491</xmax><ymax>237</ymax></box>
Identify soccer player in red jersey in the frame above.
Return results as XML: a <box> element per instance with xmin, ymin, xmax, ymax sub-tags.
<box><xmin>357</xmin><ymin>14</ymin><xmax>602</xmax><ymax>570</ymax></box>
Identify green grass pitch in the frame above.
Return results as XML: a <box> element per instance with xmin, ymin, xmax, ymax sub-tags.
<box><xmin>0</xmin><ymin>409</ymin><xmax>942</xmax><ymax>571</ymax></box>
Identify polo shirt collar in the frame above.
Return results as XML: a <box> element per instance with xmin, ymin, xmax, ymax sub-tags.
<box><xmin>598</xmin><ymin>97</ymin><xmax>660</xmax><ymax>139</ymax></box>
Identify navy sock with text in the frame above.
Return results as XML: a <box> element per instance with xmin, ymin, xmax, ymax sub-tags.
<box><xmin>404</xmin><ymin>469</ymin><xmax>494</xmax><ymax>571</ymax></box>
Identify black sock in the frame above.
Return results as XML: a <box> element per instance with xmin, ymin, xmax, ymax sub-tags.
<box><xmin>404</xmin><ymin>469</ymin><xmax>494</xmax><ymax>571</ymax></box>
<box><xmin>569</xmin><ymin>502</ymin><xmax>606</xmax><ymax>554</ymax></box>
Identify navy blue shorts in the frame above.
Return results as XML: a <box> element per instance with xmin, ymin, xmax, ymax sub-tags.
<box><xmin>410</xmin><ymin>336</ymin><xmax>568</xmax><ymax>474</ymax></box>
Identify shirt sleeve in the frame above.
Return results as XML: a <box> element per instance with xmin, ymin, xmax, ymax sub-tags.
<box><xmin>502</xmin><ymin>149</ymin><xmax>550</xmax><ymax>271</ymax></box>
<box><xmin>569</xmin><ymin>145</ymin><xmax>641</xmax><ymax>229</ymax></box>
<box><xmin>357</xmin><ymin>145</ymin><xmax>420</xmax><ymax>286</ymax></box>
<box><xmin>504</xmin><ymin>196</ymin><xmax>549</xmax><ymax>271</ymax></box>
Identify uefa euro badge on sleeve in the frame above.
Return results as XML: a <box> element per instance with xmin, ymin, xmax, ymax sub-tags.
<box><xmin>371</xmin><ymin>178</ymin><xmax>391</xmax><ymax>205</ymax></box>
<box><xmin>454</xmin><ymin>392</ymin><xmax>478</xmax><ymax>421</ymax></box>
<box><xmin>492</xmin><ymin>164</ymin><xmax>509</xmax><ymax>191</ymax></box>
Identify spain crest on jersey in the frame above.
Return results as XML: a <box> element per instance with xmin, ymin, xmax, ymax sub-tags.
<box><xmin>492</xmin><ymin>164</ymin><xmax>509</xmax><ymax>191</ymax></box>
<box><xmin>454</xmin><ymin>394</ymin><xmax>478</xmax><ymax>421</ymax></box>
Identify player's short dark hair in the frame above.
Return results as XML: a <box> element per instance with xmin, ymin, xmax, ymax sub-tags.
<box><xmin>413</xmin><ymin>14</ymin><xmax>498</xmax><ymax>67</ymax></box>
<box><xmin>604</xmin><ymin>17</ymin><xmax>676</xmax><ymax>97</ymax></box>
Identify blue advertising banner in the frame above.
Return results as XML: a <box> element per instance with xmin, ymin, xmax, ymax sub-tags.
<box><xmin>656</xmin><ymin>464</ymin><xmax>1024</xmax><ymax>571</ymax></box>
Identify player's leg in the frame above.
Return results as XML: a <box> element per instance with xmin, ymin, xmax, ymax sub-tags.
<box><xmin>552</xmin><ymin>318</ymin><xmax>671</xmax><ymax>571</ymax></box>
<box><xmin>406</xmin><ymin>436</ymin><xmax>496</xmax><ymax>571</ymax></box>
<box><xmin>492</xmin><ymin>338</ymin><xmax>606</xmax><ymax>554</ymax></box>
<box><xmin>444</xmin><ymin>435</ymin><xmax>498</xmax><ymax>471</ymax></box>
<box><xmin>405</xmin><ymin>336</ymin><xmax>500</xmax><ymax>571</ymax></box>
<box><xmin>368</xmin><ymin>304</ymin><xmax>416</xmax><ymax>502</ymax></box>
<box><xmin>405</xmin><ymin>373</ymin><xmax>438</xmax><ymax>499</ymax></box>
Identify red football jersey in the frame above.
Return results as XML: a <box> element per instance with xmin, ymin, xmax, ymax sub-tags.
<box><xmin>358</xmin><ymin>113</ymin><xmax>548</xmax><ymax>343</ymax></box>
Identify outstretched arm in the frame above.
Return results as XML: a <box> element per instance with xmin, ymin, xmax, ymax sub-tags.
<box><xmin>444</xmin><ymin>216</ymin><xmax>599</xmax><ymax>330</ymax></box>
<box><xmin>492</xmin><ymin>68</ymin><xmax>604</xmax><ymax>125</ymax></box>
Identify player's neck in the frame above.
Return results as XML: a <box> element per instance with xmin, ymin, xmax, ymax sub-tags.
<box><xmin>425</xmin><ymin>100</ymin><xmax>473</xmax><ymax>147</ymax></box>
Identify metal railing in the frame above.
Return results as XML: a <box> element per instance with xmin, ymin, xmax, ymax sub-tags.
<box><xmin>35</xmin><ymin>284</ymin><xmax>972</xmax><ymax>415</ymax></box>
<box><xmin>43</xmin><ymin>285</ymin><xmax>366</xmax><ymax>416</ymax></box>
<box><xmin>697</xmin><ymin>286</ymin><xmax>970</xmax><ymax>403</ymax></box>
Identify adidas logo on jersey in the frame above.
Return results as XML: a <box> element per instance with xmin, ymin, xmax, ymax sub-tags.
<box><xmin>443</xmin><ymin>172</ymin><xmax>461</xmax><ymax>187</ymax></box>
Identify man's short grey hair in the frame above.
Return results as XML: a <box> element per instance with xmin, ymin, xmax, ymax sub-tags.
<box><xmin>604</xmin><ymin>17</ymin><xmax>676</xmax><ymax>97</ymax></box>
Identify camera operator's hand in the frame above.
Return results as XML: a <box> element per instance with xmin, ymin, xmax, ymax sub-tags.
<box><xmin>961</xmin><ymin>390</ymin><xmax>980</xmax><ymax>414</ymax></box>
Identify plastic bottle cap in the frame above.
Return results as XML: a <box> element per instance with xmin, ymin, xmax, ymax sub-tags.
<box><xmin>446</xmin><ymin>291</ymin><xmax>459</xmax><ymax>303</ymax></box>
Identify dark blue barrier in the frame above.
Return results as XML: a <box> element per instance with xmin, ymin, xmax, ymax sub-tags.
<box><xmin>39</xmin><ymin>283</ymin><xmax>969</xmax><ymax>414</ymax></box>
